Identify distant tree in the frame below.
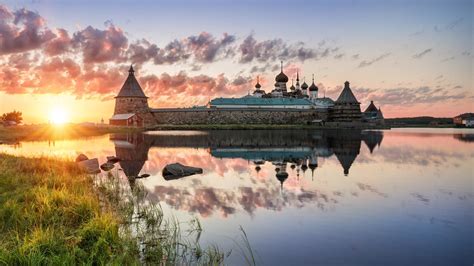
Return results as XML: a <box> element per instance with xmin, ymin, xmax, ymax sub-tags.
<box><xmin>1</xmin><ymin>110</ymin><xmax>23</xmax><ymax>124</ymax></box>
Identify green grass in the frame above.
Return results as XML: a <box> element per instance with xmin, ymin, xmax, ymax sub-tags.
<box><xmin>0</xmin><ymin>154</ymin><xmax>138</xmax><ymax>264</ymax></box>
<box><xmin>0</xmin><ymin>154</ymin><xmax>229</xmax><ymax>265</ymax></box>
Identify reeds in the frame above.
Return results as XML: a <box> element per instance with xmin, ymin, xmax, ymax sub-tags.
<box><xmin>0</xmin><ymin>154</ymin><xmax>229</xmax><ymax>265</ymax></box>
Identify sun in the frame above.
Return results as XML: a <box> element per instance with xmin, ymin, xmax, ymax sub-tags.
<box><xmin>49</xmin><ymin>107</ymin><xmax>69</xmax><ymax>125</ymax></box>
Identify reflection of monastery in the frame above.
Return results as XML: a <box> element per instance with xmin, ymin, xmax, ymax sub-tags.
<box><xmin>110</xmin><ymin>64</ymin><xmax>385</xmax><ymax>127</ymax></box>
<box><xmin>111</xmin><ymin>130</ymin><xmax>384</xmax><ymax>188</ymax></box>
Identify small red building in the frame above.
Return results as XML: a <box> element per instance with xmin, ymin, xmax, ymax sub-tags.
<box><xmin>109</xmin><ymin>113</ymin><xmax>143</xmax><ymax>127</ymax></box>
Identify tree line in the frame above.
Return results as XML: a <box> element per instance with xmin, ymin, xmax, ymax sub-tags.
<box><xmin>1</xmin><ymin>110</ymin><xmax>23</xmax><ymax>124</ymax></box>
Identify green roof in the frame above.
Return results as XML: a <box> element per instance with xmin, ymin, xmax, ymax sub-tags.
<box><xmin>210</xmin><ymin>97</ymin><xmax>313</xmax><ymax>106</ymax></box>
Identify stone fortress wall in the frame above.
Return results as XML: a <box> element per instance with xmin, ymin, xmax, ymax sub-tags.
<box><xmin>145</xmin><ymin>108</ymin><xmax>328</xmax><ymax>125</ymax></box>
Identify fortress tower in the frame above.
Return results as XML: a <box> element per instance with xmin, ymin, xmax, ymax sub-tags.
<box><xmin>114</xmin><ymin>65</ymin><xmax>150</xmax><ymax>115</ymax></box>
<box><xmin>111</xmin><ymin>65</ymin><xmax>155</xmax><ymax>127</ymax></box>
<box><xmin>330</xmin><ymin>81</ymin><xmax>362</xmax><ymax>122</ymax></box>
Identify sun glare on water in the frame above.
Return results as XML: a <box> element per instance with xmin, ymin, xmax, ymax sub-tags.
<box><xmin>49</xmin><ymin>107</ymin><xmax>69</xmax><ymax>125</ymax></box>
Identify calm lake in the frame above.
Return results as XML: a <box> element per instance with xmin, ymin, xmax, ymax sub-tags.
<box><xmin>1</xmin><ymin>128</ymin><xmax>473</xmax><ymax>265</ymax></box>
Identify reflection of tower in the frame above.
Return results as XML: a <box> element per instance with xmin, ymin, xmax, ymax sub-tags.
<box><xmin>362</xmin><ymin>131</ymin><xmax>384</xmax><ymax>153</ymax></box>
<box><xmin>327</xmin><ymin>130</ymin><xmax>362</xmax><ymax>176</ymax></box>
<box><xmin>301</xmin><ymin>159</ymin><xmax>308</xmax><ymax>174</ymax></box>
<box><xmin>255</xmin><ymin>165</ymin><xmax>261</xmax><ymax>174</ymax></box>
<box><xmin>111</xmin><ymin>133</ymin><xmax>150</xmax><ymax>189</ymax></box>
<box><xmin>308</xmin><ymin>151</ymin><xmax>318</xmax><ymax>181</ymax></box>
<box><xmin>275</xmin><ymin>163</ymin><xmax>289</xmax><ymax>191</ymax></box>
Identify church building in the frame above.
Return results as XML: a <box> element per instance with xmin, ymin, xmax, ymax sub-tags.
<box><xmin>110</xmin><ymin>63</ymin><xmax>383</xmax><ymax>127</ymax></box>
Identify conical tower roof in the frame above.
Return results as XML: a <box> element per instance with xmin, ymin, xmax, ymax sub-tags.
<box><xmin>116</xmin><ymin>65</ymin><xmax>147</xmax><ymax>98</ymax></box>
<box><xmin>364</xmin><ymin>101</ymin><xmax>378</xmax><ymax>112</ymax></box>
<box><xmin>336</xmin><ymin>81</ymin><xmax>359</xmax><ymax>103</ymax></box>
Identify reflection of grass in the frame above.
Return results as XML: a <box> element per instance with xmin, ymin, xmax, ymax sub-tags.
<box><xmin>0</xmin><ymin>154</ymin><xmax>227</xmax><ymax>264</ymax></box>
<box><xmin>0</xmin><ymin>124</ymin><xmax>142</xmax><ymax>142</ymax></box>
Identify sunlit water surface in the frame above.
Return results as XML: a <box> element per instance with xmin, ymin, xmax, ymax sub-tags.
<box><xmin>1</xmin><ymin>128</ymin><xmax>473</xmax><ymax>265</ymax></box>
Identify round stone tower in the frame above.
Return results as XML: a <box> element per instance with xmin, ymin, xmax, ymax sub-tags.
<box><xmin>114</xmin><ymin>65</ymin><xmax>150</xmax><ymax>115</ymax></box>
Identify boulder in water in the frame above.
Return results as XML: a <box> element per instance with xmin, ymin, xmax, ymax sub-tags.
<box><xmin>100</xmin><ymin>162</ymin><xmax>115</xmax><ymax>171</ymax></box>
<box><xmin>134</xmin><ymin>173</ymin><xmax>150</xmax><ymax>179</ymax></box>
<box><xmin>77</xmin><ymin>158</ymin><xmax>100</xmax><ymax>174</ymax></box>
<box><xmin>75</xmin><ymin>154</ymin><xmax>89</xmax><ymax>163</ymax></box>
<box><xmin>106</xmin><ymin>156</ymin><xmax>121</xmax><ymax>164</ymax></box>
<box><xmin>162</xmin><ymin>163</ymin><xmax>203</xmax><ymax>180</ymax></box>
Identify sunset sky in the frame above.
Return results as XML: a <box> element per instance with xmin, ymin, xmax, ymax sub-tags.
<box><xmin>0</xmin><ymin>0</ymin><xmax>472</xmax><ymax>123</ymax></box>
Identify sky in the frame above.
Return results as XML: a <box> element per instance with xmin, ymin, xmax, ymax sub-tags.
<box><xmin>0</xmin><ymin>0</ymin><xmax>472</xmax><ymax>123</ymax></box>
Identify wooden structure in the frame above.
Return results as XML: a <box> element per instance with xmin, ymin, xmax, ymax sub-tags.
<box><xmin>109</xmin><ymin>113</ymin><xmax>143</xmax><ymax>127</ymax></box>
<box><xmin>330</xmin><ymin>81</ymin><xmax>362</xmax><ymax>122</ymax></box>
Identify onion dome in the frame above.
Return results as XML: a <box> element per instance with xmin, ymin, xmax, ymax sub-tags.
<box><xmin>275</xmin><ymin>72</ymin><xmax>288</xmax><ymax>83</ymax></box>
<box><xmin>290</xmin><ymin>79</ymin><xmax>296</xmax><ymax>90</ymax></box>
<box><xmin>301</xmin><ymin>80</ymin><xmax>308</xmax><ymax>90</ymax></box>
<box><xmin>275</xmin><ymin>61</ymin><xmax>288</xmax><ymax>83</ymax></box>
<box><xmin>255</xmin><ymin>76</ymin><xmax>262</xmax><ymax>89</ymax></box>
<box><xmin>309</xmin><ymin>74</ymin><xmax>319</xmax><ymax>91</ymax></box>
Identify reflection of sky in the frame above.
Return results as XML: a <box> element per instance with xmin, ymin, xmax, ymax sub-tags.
<box><xmin>0</xmin><ymin>128</ymin><xmax>473</xmax><ymax>265</ymax></box>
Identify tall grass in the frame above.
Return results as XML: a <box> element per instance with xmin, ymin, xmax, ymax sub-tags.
<box><xmin>0</xmin><ymin>153</ymin><xmax>259</xmax><ymax>265</ymax></box>
<box><xmin>0</xmin><ymin>154</ymin><xmax>138</xmax><ymax>264</ymax></box>
<box><xmin>0</xmin><ymin>154</ymin><xmax>227</xmax><ymax>265</ymax></box>
<box><xmin>96</xmin><ymin>172</ymin><xmax>227</xmax><ymax>265</ymax></box>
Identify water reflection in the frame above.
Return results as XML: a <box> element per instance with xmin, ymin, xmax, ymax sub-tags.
<box><xmin>111</xmin><ymin>129</ymin><xmax>384</xmax><ymax>179</ymax></box>
<box><xmin>1</xmin><ymin>129</ymin><xmax>472</xmax><ymax>264</ymax></box>
<box><xmin>106</xmin><ymin>130</ymin><xmax>387</xmax><ymax>217</ymax></box>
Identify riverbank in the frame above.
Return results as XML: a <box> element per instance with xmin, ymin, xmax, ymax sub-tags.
<box><xmin>147</xmin><ymin>123</ymin><xmax>392</xmax><ymax>130</ymax></box>
<box><xmin>0</xmin><ymin>154</ymin><xmax>136</xmax><ymax>263</ymax></box>
<box><xmin>0</xmin><ymin>154</ymin><xmax>226</xmax><ymax>264</ymax></box>
<box><xmin>0</xmin><ymin>124</ymin><xmax>143</xmax><ymax>143</ymax></box>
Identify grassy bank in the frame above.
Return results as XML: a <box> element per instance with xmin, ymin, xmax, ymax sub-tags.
<box><xmin>0</xmin><ymin>154</ymin><xmax>136</xmax><ymax>264</ymax></box>
<box><xmin>0</xmin><ymin>124</ymin><xmax>142</xmax><ymax>142</ymax></box>
<box><xmin>0</xmin><ymin>154</ymin><xmax>227</xmax><ymax>264</ymax></box>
